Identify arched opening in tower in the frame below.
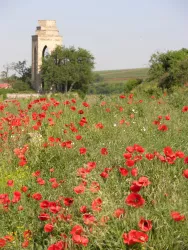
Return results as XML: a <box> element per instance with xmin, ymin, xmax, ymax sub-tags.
<box><xmin>42</xmin><ymin>45</ymin><xmax>49</xmax><ymax>58</ymax></box>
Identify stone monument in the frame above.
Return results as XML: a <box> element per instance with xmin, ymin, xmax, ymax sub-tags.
<box><xmin>31</xmin><ymin>20</ymin><xmax>63</xmax><ymax>91</ymax></box>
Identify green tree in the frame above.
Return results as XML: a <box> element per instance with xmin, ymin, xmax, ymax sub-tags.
<box><xmin>148</xmin><ymin>48</ymin><xmax>188</xmax><ymax>89</ymax></box>
<box><xmin>41</xmin><ymin>46</ymin><xmax>95</xmax><ymax>93</ymax></box>
<box><xmin>11</xmin><ymin>60</ymin><xmax>31</xmax><ymax>82</ymax></box>
<box><xmin>0</xmin><ymin>64</ymin><xmax>12</xmax><ymax>80</ymax></box>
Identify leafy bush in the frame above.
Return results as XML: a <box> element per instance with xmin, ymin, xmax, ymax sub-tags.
<box><xmin>88</xmin><ymin>82</ymin><xmax>126</xmax><ymax>95</ymax></box>
<box><xmin>12</xmin><ymin>80</ymin><xmax>33</xmax><ymax>92</ymax></box>
<box><xmin>149</xmin><ymin>48</ymin><xmax>188</xmax><ymax>89</ymax></box>
<box><xmin>132</xmin><ymin>81</ymin><xmax>163</xmax><ymax>97</ymax></box>
<box><xmin>124</xmin><ymin>78</ymin><xmax>143</xmax><ymax>93</ymax></box>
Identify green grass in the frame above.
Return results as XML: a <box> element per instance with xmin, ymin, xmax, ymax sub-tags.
<box><xmin>96</xmin><ymin>68</ymin><xmax>149</xmax><ymax>83</ymax></box>
<box><xmin>0</xmin><ymin>86</ymin><xmax>188</xmax><ymax>249</ymax></box>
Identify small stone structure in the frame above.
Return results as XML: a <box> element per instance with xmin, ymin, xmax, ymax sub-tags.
<box><xmin>31</xmin><ymin>20</ymin><xmax>62</xmax><ymax>91</ymax></box>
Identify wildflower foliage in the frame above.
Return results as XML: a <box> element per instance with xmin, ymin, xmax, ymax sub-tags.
<box><xmin>0</xmin><ymin>88</ymin><xmax>188</xmax><ymax>249</ymax></box>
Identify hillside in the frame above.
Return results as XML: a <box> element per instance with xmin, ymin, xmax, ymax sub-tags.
<box><xmin>96</xmin><ymin>68</ymin><xmax>149</xmax><ymax>83</ymax></box>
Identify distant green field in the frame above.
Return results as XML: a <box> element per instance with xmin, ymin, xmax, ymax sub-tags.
<box><xmin>96</xmin><ymin>68</ymin><xmax>149</xmax><ymax>83</ymax></box>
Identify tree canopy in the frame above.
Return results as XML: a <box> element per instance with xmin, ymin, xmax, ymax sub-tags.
<box><xmin>41</xmin><ymin>46</ymin><xmax>95</xmax><ymax>93</ymax></box>
<box><xmin>11</xmin><ymin>60</ymin><xmax>31</xmax><ymax>82</ymax></box>
<box><xmin>148</xmin><ymin>48</ymin><xmax>188</xmax><ymax>89</ymax></box>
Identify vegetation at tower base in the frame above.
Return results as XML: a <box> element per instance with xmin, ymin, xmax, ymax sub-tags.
<box><xmin>148</xmin><ymin>48</ymin><xmax>188</xmax><ymax>89</ymax></box>
<box><xmin>0</xmin><ymin>60</ymin><xmax>32</xmax><ymax>93</ymax></box>
<box><xmin>41</xmin><ymin>46</ymin><xmax>95</xmax><ymax>94</ymax></box>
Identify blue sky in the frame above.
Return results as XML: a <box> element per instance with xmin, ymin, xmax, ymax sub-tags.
<box><xmin>0</xmin><ymin>0</ymin><xmax>188</xmax><ymax>73</ymax></box>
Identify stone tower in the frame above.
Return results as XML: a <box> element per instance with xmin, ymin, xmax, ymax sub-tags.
<box><xmin>31</xmin><ymin>20</ymin><xmax>62</xmax><ymax>91</ymax></box>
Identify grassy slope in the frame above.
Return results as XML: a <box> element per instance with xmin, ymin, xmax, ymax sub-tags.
<box><xmin>96</xmin><ymin>68</ymin><xmax>149</xmax><ymax>83</ymax></box>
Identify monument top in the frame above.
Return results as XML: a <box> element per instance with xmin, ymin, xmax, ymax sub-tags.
<box><xmin>35</xmin><ymin>20</ymin><xmax>61</xmax><ymax>36</ymax></box>
<box><xmin>38</xmin><ymin>20</ymin><xmax>57</xmax><ymax>28</ymax></box>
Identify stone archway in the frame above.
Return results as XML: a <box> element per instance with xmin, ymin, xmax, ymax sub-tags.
<box><xmin>42</xmin><ymin>45</ymin><xmax>49</xmax><ymax>58</ymax></box>
<box><xmin>31</xmin><ymin>20</ymin><xmax>63</xmax><ymax>92</ymax></box>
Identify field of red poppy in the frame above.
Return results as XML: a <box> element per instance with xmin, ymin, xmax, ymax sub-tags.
<box><xmin>0</xmin><ymin>86</ymin><xmax>188</xmax><ymax>250</ymax></box>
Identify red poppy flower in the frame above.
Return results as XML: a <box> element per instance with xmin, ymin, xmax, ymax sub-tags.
<box><xmin>133</xmin><ymin>144</ymin><xmax>145</xmax><ymax>153</ymax></box>
<box><xmin>158</xmin><ymin>124</ymin><xmax>168</xmax><ymax>131</ymax></box>
<box><xmin>38</xmin><ymin>213</ymin><xmax>50</xmax><ymax>221</ymax></box>
<box><xmin>32</xmin><ymin>170</ymin><xmax>41</xmax><ymax>177</ymax></box>
<box><xmin>52</xmin><ymin>182</ymin><xmax>59</xmax><ymax>189</ymax></box>
<box><xmin>138</xmin><ymin>218</ymin><xmax>152</xmax><ymax>232</ymax></box>
<box><xmin>32</xmin><ymin>193</ymin><xmax>42</xmax><ymax>201</ymax></box>
<box><xmin>23</xmin><ymin>230</ymin><xmax>32</xmax><ymax>239</ymax></box>
<box><xmin>175</xmin><ymin>151</ymin><xmax>185</xmax><ymax>158</ymax></box>
<box><xmin>4</xmin><ymin>235</ymin><xmax>14</xmax><ymax>242</ymax></box>
<box><xmin>182</xmin><ymin>106</ymin><xmax>188</xmax><ymax>112</ymax></box>
<box><xmin>122</xmin><ymin>230</ymin><xmax>148</xmax><ymax>245</ymax></box>
<box><xmin>76</xmin><ymin>135</ymin><xmax>82</xmax><ymax>140</ymax></box>
<box><xmin>131</xmin><ymin>168</ymin><xmax>138</xmax><ymax>176</ymax></box>
<box><xmin>80</xmin><ymin>206</ymin><xmax>87</xmax><ymax>214</ymax></box>
<box><xmin>79</xmin><ymin>147</ymin><xmax>87</xmax><ymax>155</ymax></box>
<box><xmin>171</xmin><ymin>211</ymin><xmax>186</xmax><ymax>221</ymax></box>
<box><xmin>125</xmin><ymin>193</ymin><xmax>145</xmax><ymax>208</ymax></box>
<box><xmin>100</xmin><ymin>215</ymin><xmax>110</xmax><ymax>225</ymax></box>
<box><xmin>49</xmin><ymin>178</ymin><xmax>56</xmax><ymax>183</ymax></box>
<box><xmin>165</xmin><ymin>115</ymin><xmax>171</xmax><ymax>120</ymax></box>
<box><xmin>63</xmin><ymin>197</ymin><xmax>74</xmax><ymax>207</ymax></box>
<box><xmin>74</xmin><ymin>185</ymin><xmax>85</xmax><ymax>194</ymax></box>
<box><xmin>100</xmin><ymin>171</ymin><xmax>109</xmax><ymax>178</ymax></box>
<box><xmin>106</xmin><ymin>108</ymin><xmax>111</xmax><ymax>112</ymax></box>
<box><xmin>138</xmin><ymin>176</ymin><xmax>151</xmax><ymax>187</ymax></box>
<box><xmin>44</xmin><ymin>224</ymin><xmax>54</xmax><ymax>233</ymax></box>
<box><xmin>82</xmin><ymin>102</ymin><xmax>90</xmax><ymax>108</ymax></box>
<box><xmin>70</xmin><ymin>106</ymin><xmax>76</xmax><ymax>111</ymax></box>
<box><xmin>72</xmin><ymin>234</ymin><xmax>89</xmax><ymax>246</ymax></box>
<box><xmin>7</xmin><ymin>180</ymin><xmax>14</xmax><ymax>187</ymax></box>
<box><xmin>40</xmin><ymin>200</ymin><xmax>50</xmax><ymax>209</ymax></box>
<box><xmin>125</xmin><ymin>159</ymin><xmax>135</xmax><ymax>167</ymax></box>
<box><xmin>95</xmin><ymin>122</ymin><xmax>104</xmax><ymax>129</ymax></box>
<box><xmin>119</xmin><ymin>167</ymin><xmax>129</xmax><ymax>176</ymax></box>
<box><xmin>130</xmin><ymin>181</ymin><xmax>142</xmax><ymax>193</ymax></box>
<box><xmin>113</xmin><ymin>208</ymin><xmax>125</xmax><ymax>218</ymax></box>
<box><xmin>145</xmin><ymin>153</ymin><xmax>154</xmax><ymax>160</ymax></box>
<box><xmin>126</xmin><ymin>146</ymin><xmax>134</xmax><ymax>153</ymax></box>
<box><xmin>48</xmin><ymin>241</ymin><xmax>67</xmax><ymax>250</ymax></box>
<box><xmin>90</xmin><ymin>182</ymin><xmax>100</xmax><ymax>193</ymax></box>
<box><xmin>87</xmin><ymin>162</ymin><xmax>97</xmax><ymax>171</ymax></box>
<box><xmin>12</xmin><ymin>191</ymin><xmax>21</xmax><ymax>203</ymax></box>
<box><xmin>37</xmin><ymin>178</ymin><xmax>45</xmax><ymax>185</ymax></box>
<box><xmin>22</xmin><ymin>240</ymin><xmax>29</xmax><ymax>248</ymax></box>
<box><xmin>70</xmin><ymin>225</ymin><xmax>84</xmax><ymax>236</ymax></box>
<box><xmin>49</xmin><ymin>205</ymin><xmax>61</xmax><ymax>214</ymax></box>
<box><xmin>78</xmin><ymin>109</ymin><xmax>84</xmax><ymax>114</ymax></box>
<box><xmin>123</xmin><ymin>153</ymin><xmax>132</xmax><ymax>159</ymax></box>
<box><xmin>18</xmin><ymin>205</ymin><xmax>24</xmax><ymax>211</ymax></box>
<box><xmin>83</xmin><ymin>214</ymin><xmax>96</xmax><ymax>225</ymax></box>
<box><xmin>184</xmin><ymin>157</ymin><xmax>188</xmax><ymax>164</ymax></box>
<box><xmin>91</xmin><ymin>198</ymin><xmax>102</xmax><ymax>212</ymax></box>
<box><xmin>164</xmin><ymin>146</ymin><xmax>174</xmax><ymax>157</ymax></box>
<box><xmin>100</xmin><ymin>148</ymin><xmax>108</xmax><ymax>155</ymax></box>
<box><xmin>0</xmin><ymin>238</ymin><xmax>6</xmax><ymax>248</ymax></box>
<box><xmin>21</xmin><ymin>186</ymin><xmax>28</xmax><ymax>192</ymax></box>
<box><xmin>183</xmin><ymin>169</ymin><xmax>188</xmax><ymax>178</ymax></box>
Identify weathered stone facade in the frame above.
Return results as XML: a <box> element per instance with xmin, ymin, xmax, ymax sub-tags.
<box><xmin>31</xmin><ymin>20</ymin><xmax>62</xmax><ymax>91</ymax></box>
